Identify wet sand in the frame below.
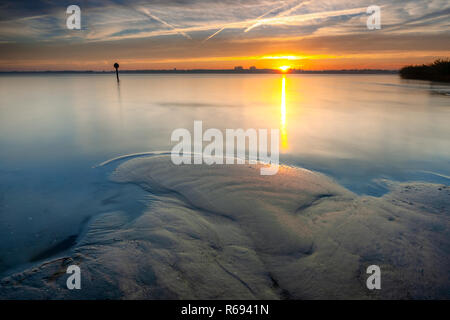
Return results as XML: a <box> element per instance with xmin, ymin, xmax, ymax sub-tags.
<box><xmin>1</xmin><ymin>156</ymin><xmax>448</xmax><ymax>299</ymax></box>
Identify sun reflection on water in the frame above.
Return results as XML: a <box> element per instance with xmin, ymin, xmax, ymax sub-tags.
<box><xmin>280</xmin><ymin>75</ymin><xmax>288</xmax><ymax>150</ymax></box>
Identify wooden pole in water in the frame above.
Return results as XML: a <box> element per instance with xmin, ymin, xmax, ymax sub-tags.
<box><xmin>114</xmin><ymin>62</ymin><xmax>119</xmax><ymax>82</ymax></box>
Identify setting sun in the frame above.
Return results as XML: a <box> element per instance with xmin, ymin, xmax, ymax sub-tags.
<box><xmin>279</xmin><ymin>66</ymin><xmax>291</xmax><ymax>72</ymax></box>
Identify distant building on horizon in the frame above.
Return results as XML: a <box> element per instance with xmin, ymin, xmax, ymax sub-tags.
<box><xmin>249</xmin><ymin>66</ymin><xmax>257</xmax><ymax>71</ymax></box>
<box><xmin>234</xmin><ymin>66</ymin><xmax>244</xmax><ymax>71</ymax></box>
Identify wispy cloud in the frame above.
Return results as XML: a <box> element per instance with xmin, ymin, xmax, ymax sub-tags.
<box><xmin>136</xmin><ymin>6</ymin><xmax>192</xmax><ymax>40</ymax></box>
<box><xmin>0</xmin><ymin>0</ymin><xmax>449</xmax><ymax>70</ymax></box>
<box><xmin>203</xmin><ymin>0</ymin><xmax>290</xmax><ymax>42</ymax></box>
<box><xmin>244</xmin><ymin>0</ymin><xmax>311</xmax><ymax>32</ymax></box>
<box><xmin>95</xmin><ymin>6</ymin><xmax>367</xmax><ymax>42</ymax></box>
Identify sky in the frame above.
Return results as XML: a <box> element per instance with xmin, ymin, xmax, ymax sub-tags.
<box><xmin>0</xmin><ymin>0</ymin><xmax>449</xmax><ymax>71</ymax></box>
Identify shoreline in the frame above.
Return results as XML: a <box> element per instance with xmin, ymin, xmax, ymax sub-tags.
<box><xmin>0</xmin><ymin>69</ymin><xmax>399</xmax><ymax>75</ymax></box>
<box><xmin>1</xmin><ymin>156</ymin><xmax>448</xmax><ymax>299</ymax></box>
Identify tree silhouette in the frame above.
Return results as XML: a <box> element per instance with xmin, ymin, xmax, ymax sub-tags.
<box><xmin>400</xmin><ymin>59</ymin><xmax>449</xmax><ymax>82</ymax></box>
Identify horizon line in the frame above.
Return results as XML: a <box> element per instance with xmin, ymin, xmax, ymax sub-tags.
<box><xmin>0</xmin><ymin>68</ymin><xmax>399</xmax><ymax>74</ymax></box>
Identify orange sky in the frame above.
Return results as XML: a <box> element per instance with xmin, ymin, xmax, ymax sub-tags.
<box><xmin>0</xmin><ymin>1</ymin><xmax>449</xmax><ymax>71</ymax></box>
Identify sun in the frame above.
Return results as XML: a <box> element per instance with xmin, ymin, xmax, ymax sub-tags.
<box><xmin>279</xmin><ymin>65</ymin><xmax>291</xmax><ymax>72</ymax></box>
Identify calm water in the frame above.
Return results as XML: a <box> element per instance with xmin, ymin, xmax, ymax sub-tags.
<box><xmin>0</xmin><ymin>74</ymin><xmax>449</xmax><ymax>273</ymax></box>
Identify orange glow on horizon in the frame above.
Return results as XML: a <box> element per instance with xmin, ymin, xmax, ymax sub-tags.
<box><xmin>1</xmin><ymin>51</ymin><xmax>444</xmax><ymax>71</ymax></box>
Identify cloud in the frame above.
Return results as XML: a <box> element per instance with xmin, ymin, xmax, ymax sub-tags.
<box><xmin>136</xmin><ymin>6</ymin><xmax>192</xmax><ymax>39</ymax></box>
<box><xmin>0</xmin><ymin>0</ymin><xmax>449</xmax><ymax>70</ymax></box>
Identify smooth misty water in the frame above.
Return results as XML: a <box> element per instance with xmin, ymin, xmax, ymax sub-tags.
<box><xmin>0</xmin><ymin>74</ymin><xmax>449</xmax><ymax>274</ymax></box>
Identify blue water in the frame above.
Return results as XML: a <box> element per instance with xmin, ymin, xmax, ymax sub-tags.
<box><xmin>0</xmin><ymin>73</ymin><xmax>449</xmax><ymax>273</ymax></box>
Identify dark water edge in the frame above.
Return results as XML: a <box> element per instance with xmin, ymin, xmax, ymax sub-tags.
<box><xmin>30</xmin><ymin>235</ymin><xmax>78</xmax><ymax>262</ymax></box>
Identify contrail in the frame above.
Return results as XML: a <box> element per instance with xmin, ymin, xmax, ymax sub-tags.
<box><xmin>202</xmin><ymin>27</ymin><xmax>226</xmax><ymax>43</ymax></box>
<box><xmin>138</xmin><ymin>7</ymin><xmax>192</xmax><ymax>39</ymax></box>
<box><xmin>101</xmin><ymin>6</ymin><xmax>366</xmax><ymax>42</ymax></box>
<box><xmin>244</xmin><ymin>1</ymin><xmax>290</xmax><ymax>32</ymax></box>
<box><xmin>279</xmin><ymin>0</ymin><xmax>312</xmax><ymax>16</ymax></box>
<box><xmin>203</xmin><ymin>1</ymin><xmax>287</xmax><ymax>43</ymax></box>
<box><xmin>245</xmin><ymin>0</ymin><xmax>311</xmax><ymax>32</ymax></box>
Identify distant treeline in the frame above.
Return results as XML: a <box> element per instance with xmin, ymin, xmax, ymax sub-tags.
<box><xmin>0</xmin><ymin>69</ymin><xmax>398</xmax><ymax>75</ymax></box>
<box><xmin>399</xmin><ymin>59</ymin><xmax>450</xmax><ymax>82</ymax></box>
